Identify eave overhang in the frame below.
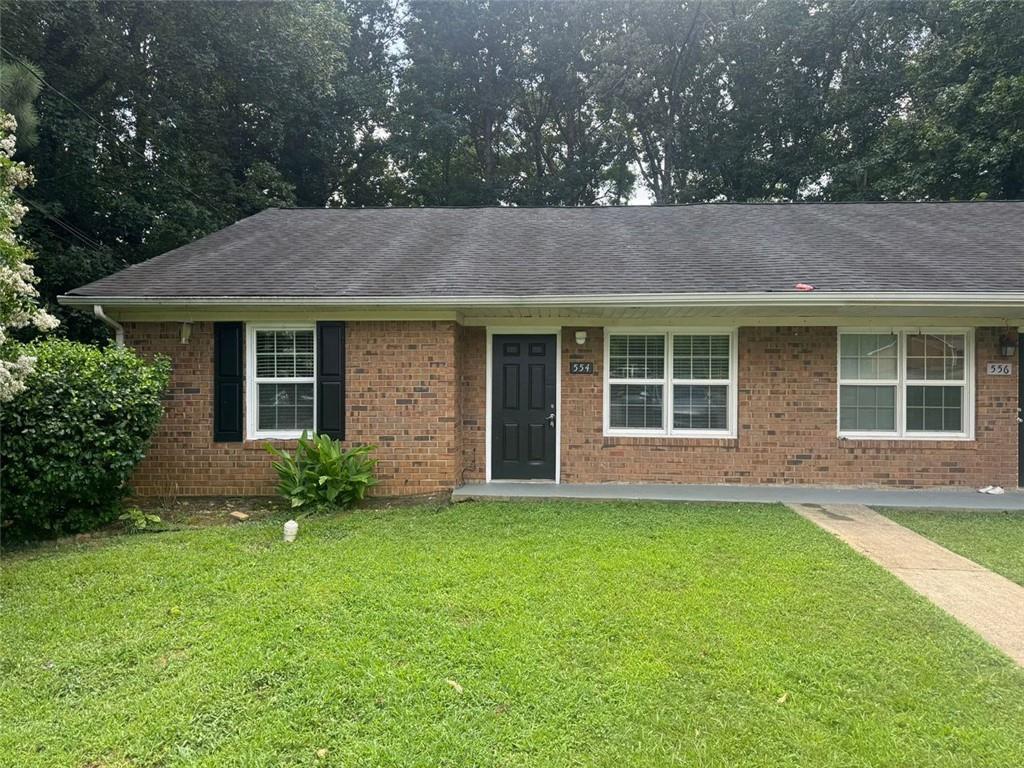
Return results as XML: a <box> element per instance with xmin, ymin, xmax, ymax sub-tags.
<box><xmin>58</xmin><ymin>292</ymin><xmax>1024</xmax><ymax>328</ymax></box>
<box><xmin>56</xmin><ymin>291</ymin><xmax>1024</xmax><ymax>310</ymax></box>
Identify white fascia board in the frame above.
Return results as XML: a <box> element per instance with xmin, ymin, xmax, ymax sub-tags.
<box><xmin>58</xmin><ymin>292</ymin><xmax>1024</xmax><ymax>309</ymax></box>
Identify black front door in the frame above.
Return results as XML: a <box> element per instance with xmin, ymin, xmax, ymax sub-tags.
<box><xmin>491</xmin><ymin>334</ymin><xmax>557</xmax><ymax>480</ymax></box>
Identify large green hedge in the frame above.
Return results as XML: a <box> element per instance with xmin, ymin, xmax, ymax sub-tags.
<box><xmin>1</xmin><ymin>340</ymin><xmax>170</xmax><ymax>541</ymax></box>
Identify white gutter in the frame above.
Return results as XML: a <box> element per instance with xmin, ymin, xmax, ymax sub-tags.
<box><xmin>57</xmin><ymin>292</ymin><xmax>1024</xmax><ymax>309</ymax></box>
<box><xmin>93</xmin><ymin>304</ymin><xmax>125</xmax><ymax>346</ymax></box>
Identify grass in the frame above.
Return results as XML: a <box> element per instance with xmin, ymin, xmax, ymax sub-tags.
<box><xmin>2</xmin><ymin>500</ymin><xmax>1023</xmax><ymax>768</ymax></box>
<box><xmin>876</xmin><ymin>507</ymin><xmax>1024</xmax><ymax>587</ymax></box>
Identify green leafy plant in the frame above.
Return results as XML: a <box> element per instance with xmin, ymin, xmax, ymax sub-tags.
<box><xmin>0</xmin><ymin>339</ymin><xmax>170</xmax><ymax>541</ymax></box>
<box><xmin>118</xmin><ymin>507</ymin><xmax>163</xmax><ymax>532</ymax></box>
<box><xmin>265</xmin><ymin>433</ymin><xmax>377</xmax><ymax>509</ymax></box>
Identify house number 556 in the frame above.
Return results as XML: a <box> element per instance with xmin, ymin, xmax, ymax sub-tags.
<box><xmin>987</xmin><ymin>362</ymin><xmax>1012</xmax><ymax>376</ymax></box>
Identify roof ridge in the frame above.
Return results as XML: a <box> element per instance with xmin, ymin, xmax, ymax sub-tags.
<box><xmin>277</xmin><ymin>200</ymin><xmax>1024</xmax><ymax>211</ymax></box>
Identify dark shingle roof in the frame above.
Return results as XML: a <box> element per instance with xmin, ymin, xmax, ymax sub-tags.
<box><xmin>65</xmin><ymin>202</ymin><xmax>1024</xmax><ymax>300</ymax></box>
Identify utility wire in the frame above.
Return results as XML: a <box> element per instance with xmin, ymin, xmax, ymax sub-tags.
<box><xmin>1</xmin><ymin>45</ymin><xmax>227</xmax><ymax>217</ymax></box>
<box><xmin>15</xmin><ymin>192</ymin><xmax>106</xmax><ymax>252</ymax></box>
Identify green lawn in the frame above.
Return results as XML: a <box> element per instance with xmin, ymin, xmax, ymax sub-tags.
<box><xmin>877</xmin><ymin>507</ymin><xmax>1024</xmax><ymax>587</ymax></box>
<box><xmin>3</xmin><ymin>501</ymin><xmax>1023</xmax><ymax>767</ymax></box>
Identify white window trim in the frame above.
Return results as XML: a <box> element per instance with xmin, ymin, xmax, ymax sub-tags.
<box><xmin>603</xmin><ymin>327</ymin><xmax>738</xmax><ymax>439</ymax></box>
<box><xmin>246</xmin><ymin>323</ymin><xmax>317</xmax><ymax>440</ymax></box>
<box><xmin>837</xmin><ymin>327</ymin><xmax>974</xmax><ymax>441</ymax></box>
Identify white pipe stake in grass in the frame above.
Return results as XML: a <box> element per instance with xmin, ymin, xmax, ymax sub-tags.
<box><xmin>283</xmin><ymin>519</ymin><xmax>298</xmax><ymax>542</ymax></box>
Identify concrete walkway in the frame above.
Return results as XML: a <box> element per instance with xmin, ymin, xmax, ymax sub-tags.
<box><xmin>453</xmin><ymin>481</ymin><xmax>1024</xmax><ymax>510</ymax></box>
<box><xmin>790</xmin><ymin>503</ymin><xmax>1024</xmax><ymax>666</ymax></box>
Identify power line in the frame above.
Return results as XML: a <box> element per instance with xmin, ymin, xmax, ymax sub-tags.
<box><xmin>0</xmin><ymin>45</ymin><xmax>227</xmax><ymax>217</ymax></box>
<box><xmin>15</xmin><ymin>192</ymin><xmax>106</xmax><ymax>251</ymax></box>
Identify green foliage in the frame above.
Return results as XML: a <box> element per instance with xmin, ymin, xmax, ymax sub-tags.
<box><xmin>4</xmin><ymin>0</ymin><xmax>392</xmax><ymax>340</ymax></box>
<box><xmin>118</xmin><ymin>507</ymin><xmax>163</xmax><ymax>533</ymax></box>
<box><xmin>5</xmin><ymin>0</ymin><xmax>1024</xmax><ymax>335</ymax></box>
<box><xmin>265</xmin><ymin>433</ymin><xmax>377</xmax><ymax>509</ymax></box>
<box><xmin>842</xmin><ymin>0</ymin><xmax>1024</xmax><ymax>200</ymax></box>
<box><xmin>0</xmin><ymin>340</ymin><xmax>170</xmax><ymax>541</ymax></box>
<box><xmin>0</xmin><ymin>61</ymin><xmax>42</xmax><ymax>150</ymax></box>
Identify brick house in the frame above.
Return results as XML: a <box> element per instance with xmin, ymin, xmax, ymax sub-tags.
<box><xmin>60</xmin><ymin>203</ymin><xmax>1024</xmax><ymax>497</ymax></box>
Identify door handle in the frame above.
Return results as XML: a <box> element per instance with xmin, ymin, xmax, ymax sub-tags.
<box><xmin>547</xmin><ymin>412</ymin><xmax>556</xmax><ymax>427</ymax></box>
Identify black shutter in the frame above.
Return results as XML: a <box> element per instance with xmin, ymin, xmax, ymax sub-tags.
<box><xmin>213</xmin><ymin>322</ymin><xmax>244</xmax><ymax>442</ymax></box>
<box><xmin>316</xmin><ymin>321</ymin><xmax>346</xmax><ymax>439</ymax></box>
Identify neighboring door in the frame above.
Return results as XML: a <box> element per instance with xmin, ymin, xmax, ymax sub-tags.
<box><xmin>1019</xmin><ymin>335</ymin><xmax>1024</xmax><ymax>487</ymax></box>
<box><xmin>491</xmin><ymin>334</ymin><xmax>557</xmax><ymax>480</ymax></box>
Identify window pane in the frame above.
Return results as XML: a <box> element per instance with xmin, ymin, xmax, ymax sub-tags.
<box><xmin>255</xmin><ymin>330</ymin><xmax>277</xmax><ymax>377</ymax></box>
<box><xmin>276</xmin><ymin>355</ymin><xmax>296</xmax><ymax>377</ymax></box>
<box><xmin>673</xmin><ymin>334</ymin><xmax>730</xmax><ymax>381</ymax></box>
<box><xmin>256</xmin><ymin>332</ymin><xmax>275</xmax><ymax>353</ymax></box>
<box><xmin>906</xmin><ymin>334</ymin><xmax>965</xmax><ymax>382</ymax></box>
<box><xmin>839</xmin><ymin>334</ymin><xmax>897</xmax><ymax>381</ymax></box>
<box><xmin>256</xmin><ymin>354</ymin><xmax>276</xmax><ymax>377</ymax></box>
<box><xmin>608</xmin><ymin>335</ymin><xmax>664</xmax><ymax>380</ymax></box>
<box><xmin>673</xmin><ymin>384</ymin><xmax>728</xmax><ymax>430</ymax></box>
<box><xmin>609</xmin><ymin>384</ymin><xmax>663</xmax><ymax>429</ymax></box>
<box><xmin>257</xmin><ymin>383</ymin><xmax>314</xmax><ymax>432</ymax></box>
<box><xmin>295</xmin><ymin>331</ymin><xmax>314</xmax><ymax>353</ymax></box>
<box><xmin>905</xmin><ymin>385</ymin><xmax>962</xmax><ymax>433</ymax></box>
<box><xmin>839</xmin><ymin>385</ymin><xmax>896</xmax><ymax>432</ymax></box>
<box><xmin>255</xmin><ymin>329</ymin><xmax>315</xmax><ymax>381</ymax></box>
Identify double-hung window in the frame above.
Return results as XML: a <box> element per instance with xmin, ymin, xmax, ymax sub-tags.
<box><xmin>838</xmin><ymin>330</ymin><xmax>972</xmax><ymax>439</ymax></box>
<box><xmin>248</xmin><ymin>326</ymin><xmax>316</xmax><ymax>439</ymax></box>
<box><xmin>604</xmin><ymin>329</ymin><xmax>737</xmax><ymax>437</ymax></box>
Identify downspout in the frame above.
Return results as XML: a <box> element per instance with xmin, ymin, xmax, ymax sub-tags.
<box><xmin>93</xmin><ymin>304</ymin><xmax>124</xmax><ymax>346</ymax></box>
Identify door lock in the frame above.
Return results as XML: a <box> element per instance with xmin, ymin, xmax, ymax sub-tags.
<box><xmin>547</xmin><ymin>412</ymin><xmax>556</xmax><ymax>427</ymax></box>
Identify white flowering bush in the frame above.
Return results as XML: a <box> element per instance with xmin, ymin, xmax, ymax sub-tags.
<box><xmin>0</xmin><ymin>109</ymin><xmax>58</xmax><ymax>402</ymax></box>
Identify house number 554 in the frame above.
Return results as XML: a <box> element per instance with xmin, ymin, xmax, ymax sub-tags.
<box><xmin>987</xmin><ymin>362</ymin><xmax>1012</xmax><ymax>375</ymax></box>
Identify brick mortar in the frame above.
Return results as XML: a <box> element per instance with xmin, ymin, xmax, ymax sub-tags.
<box><xmin>127</xmin><ymin>321</ymin><xmax>1017</xmax><ymax>496</ymax></box>
<box><xmin>125</xmin><ymin>320</ymin><xmax>460</xmax><ymax>497</ymax></box>
<box><xmin>460</xmin><ymin>325</ymin><xmax>1017</xmax><ymax>489</ymax></box>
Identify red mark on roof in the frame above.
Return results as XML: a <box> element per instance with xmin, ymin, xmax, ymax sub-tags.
<box><xmin>794</xmin><ymin>282</ymin><xmax>815</xmax><ymax>292</ymax></box>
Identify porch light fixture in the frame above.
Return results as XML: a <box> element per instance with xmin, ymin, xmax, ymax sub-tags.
<box><xmin>575</xmin><ymin>330</ymin><xmax>587</xmax><ymax>345</ymax></box>
<box><xmin>180</xmin><ymin>321</ymin><xmax>193</xmax><ymax>344</ymax></box>
<box><xmin>1000</xmin><ymin>333</ymin><xmax>1015</xmax><ymax>358</ymax></box>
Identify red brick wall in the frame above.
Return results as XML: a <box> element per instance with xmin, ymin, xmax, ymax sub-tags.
<box><xmin>557</xmin><ymin>326</ymin><xmax>1017</xmax><ymax>488</ymax></box>
<box><xmin>127</xmin><ymin>321</ymin><xmax>1017</xmax><ymax>496</ymax></box>
<box><xmin>458</xmin><ymin>326</ymin><xmax>487</xmax><ymax>483</ymax></box>
<box><xmin>124</xmin><ymin>320</ymin><xmax>462</xmax><ymax>497</ymax></box>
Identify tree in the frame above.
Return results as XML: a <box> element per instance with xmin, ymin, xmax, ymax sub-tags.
<box><xmin>503</xmin><ymin>2</ymin><xmax>619</xmax><ymax>206</ymax></box>
<box><xmin>4</xmin><ymin>0</ymin><xmax>391</xmax><ymax>338</ymax></box>
<box><xmin>838</xmin><ymin>0</ymin><xmax>1024</xmax><ymax>200</ymax></box>
<box><xmin>392</xmin><ymin>1</ymin><xmax>625</xmax><ymax>206</ymax></box>
<box><xmin>0</xmin><ymin>110</ymin><xmax>58</xmax><ymax>401</ymax></box>
<box><xmin>703</xmin><ymin>0</ymin><xmax>923</xmax><ymax>202</ymax></box>
<box><xmin>392</xmin><ymin>0</ymin><xmax>521</xmax><ymax>205</ymax></box>
<box><xmin>6</xmin><ymin>0</ymin><xmax>1023</xmax><ymax>327</ymax></box>
<box><xmin>592</xmin><ymin>1</ymin><xmax>723</xmax><ymax>204</ymax></box>
<box><xmin>329</xmin><ymin>0</ymin><xmax>407</xmax><ymax>206</ymax></box>
<box><xmin>0</xmin><ymin>60</ymin><xmax>43</xmax><ymax>150</ymax></box>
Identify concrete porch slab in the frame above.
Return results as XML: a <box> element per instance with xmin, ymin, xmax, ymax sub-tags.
<box><xmin>452</xmin><ymin>482</ymin><xmax>1024</xmax><ymax>510</ymax></box>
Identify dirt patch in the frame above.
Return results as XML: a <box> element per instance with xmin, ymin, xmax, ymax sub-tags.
<box><xmin>5</xmin><ymin>492</ymin><xmax>454</xmax><ymax>555</ymax></box>
<box><xmin>135</xmin><ymin>491</ymin><xmax>453</xmax><ymax>526</ymax></box>
<box><xmin>135</xmin><ymin>496</ymin><xmax>287</xmax><ymax>526</ymax></box>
